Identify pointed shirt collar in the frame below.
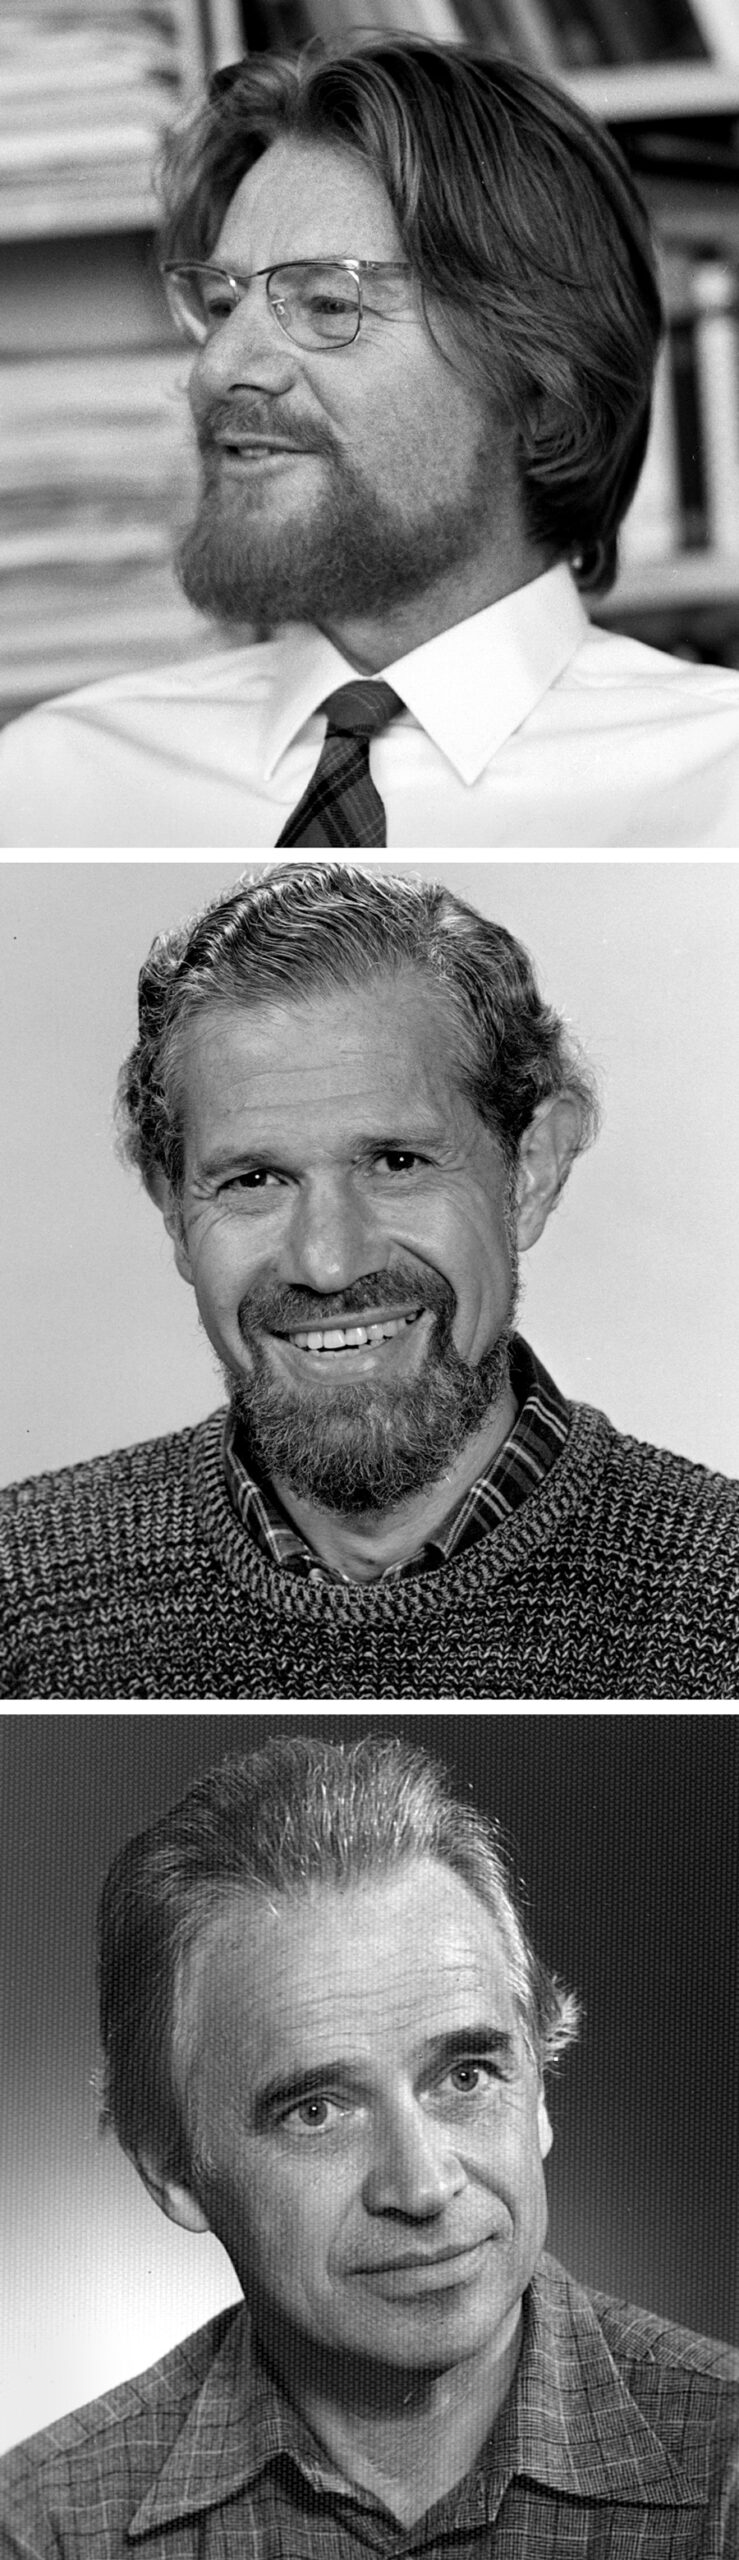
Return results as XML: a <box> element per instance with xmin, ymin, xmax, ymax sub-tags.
<box><xmin>259</xmin><ymin>563</ymin><xmax>589</xmax><ymax>787</ymax></box>
<box><xmin>127</xmin><ymin>2256</ymin><xmax>697</xmax><ymax>2539</ymax></box>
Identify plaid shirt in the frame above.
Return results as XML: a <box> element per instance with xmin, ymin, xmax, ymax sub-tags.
<box><xmin>2</xmin><ymin>2256</ymin><xmax>737</xmax><ymax>2559</ymax></box>
<box><xmin>223</xmin><ymin>1336</ymin><xmax>570</xmax><ymax>1581</ymax></box>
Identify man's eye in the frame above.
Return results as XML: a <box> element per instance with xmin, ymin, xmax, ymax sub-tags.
<box><xmin>375</xmin><ymin>1148</ymin><xmax>423</xmax><ymax>1174</ymax></box>
<box><xmin>441</xmin><ymin>2060</ymin><xmax>499</xmax><ymax>2097</ymax></box>
<box><xmin>282</xmin><ymin>2095</ymin><xmax>343</xmax><ymax>2134</ymax></box>
<box><xmin>223</xmin><ymin>1168</ymin><xmax>279</xmax><ymax>1191</ymax></box>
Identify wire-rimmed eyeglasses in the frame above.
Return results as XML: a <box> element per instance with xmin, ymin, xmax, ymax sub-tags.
<box><xmin>161</xmin><ymin>257</ymin><xmax>410</xmax><ymax>352</ymax></box>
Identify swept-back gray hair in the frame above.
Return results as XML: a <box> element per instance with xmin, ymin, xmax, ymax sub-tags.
<box><xmin>98</xmin><ymin>1732</ymin><xmax>581</xmax><ymax>2184</ymax></box>
<box><xmin>115</xmin><ymin>862</ymin><xmax>599</xmax><ymax>1198</ymax></box>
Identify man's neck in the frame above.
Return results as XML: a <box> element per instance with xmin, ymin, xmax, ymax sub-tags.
<box><xmin>279</xmin><ymin>2313</ymin><xmax>523</xmax><ymax>2528</ymax></box>
<box><xmin>272</xmin><ymin>1375</ymin><xmax>518</xmax><ymax>1583</ymax></box>
<box><xmin>312</xmin><ymin>540</ymin><xmax>547</xmax><ymax>674</ymax></box>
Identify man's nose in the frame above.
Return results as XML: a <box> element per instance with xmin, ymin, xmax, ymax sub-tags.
<box><xmin>363</xmin><ymin>2103</ymin><xmax>466</xmax><ymax>2220</ymax></box>
<box><xmin>282</xmin><ymin>1176</ymin><xmax>385</xmax><ymax>1296</ymax></box>
<box><xmin>191</xmin><ymin>286</ymin><xmax>298</xmax><ymax>399</ymax></box>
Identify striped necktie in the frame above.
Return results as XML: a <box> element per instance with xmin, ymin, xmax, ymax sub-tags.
<box><xmin>276</xmin><ymin>678</ymin><xmax>403</xmax><ymax>848</ymax></box>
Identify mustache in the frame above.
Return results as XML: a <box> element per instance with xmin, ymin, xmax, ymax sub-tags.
<box><xmin>237</xmin><ymin>1268</ymin><xmax>456</xmax><ymax>1338</ymax></box>
<box><xmin>191</xmin><ymin>393</ymin><xmax>338</xmax><ymax>460</ymax></box>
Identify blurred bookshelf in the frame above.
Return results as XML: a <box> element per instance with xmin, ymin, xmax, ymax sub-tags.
<box><xmin>0</xmin><ymin>1</ymin><xmax>244</xmax><ymax>724</ymax></box>
<box><xmin>3</xmin><ymin>0</ymin><xmax>739</xmax><ymax>727</ymax></box>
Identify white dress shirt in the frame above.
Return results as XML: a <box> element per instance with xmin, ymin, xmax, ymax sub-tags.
<box><xmin>3</xmin><ymin>563</ymin><xmax>739</xmax><ymax>846</ymax></box>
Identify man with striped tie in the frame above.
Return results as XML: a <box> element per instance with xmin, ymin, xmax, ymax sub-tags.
<box><xmin>4</xmin><ymin>39</ymin><xmax>739</xmax><ymax>845</ymax></box>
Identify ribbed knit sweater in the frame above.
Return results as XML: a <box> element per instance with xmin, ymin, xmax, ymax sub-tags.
<box><xmin>2</xmin><ymin>1392</ymin><xmax>738</xmax><ymax>1700</ymax></box>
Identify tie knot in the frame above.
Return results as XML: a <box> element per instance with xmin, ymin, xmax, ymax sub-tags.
<box><xmin>320</xmin><ymin>678</ymin><xmax>403</xmax><ymax>738</ymax></box>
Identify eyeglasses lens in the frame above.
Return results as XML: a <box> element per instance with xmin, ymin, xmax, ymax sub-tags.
<box><xmin>164</xmin><ymin>263</ymin><xmax>361</xmax><ymax>348</ymax></box>
<box><xmin>164</xmin><ymin>269</ymin><xmax>229</xmax><ymax>342</ymax></box>
<box><xmin>268</xmin><ymin>264</ymin><xmax>360</xmax><ymax>347</ymax></box>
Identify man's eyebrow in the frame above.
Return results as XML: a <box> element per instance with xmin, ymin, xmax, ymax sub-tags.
<box><xmin>196</xmin><ymin>1144</ymin><xmax>288</xmax><ymax>1181</ymax></box>
<box><xmin>195</xmin><ymin>1124</ymin><xmax>447</xmax><ymax>1182</ymax></box>
<box><xmin>252</xmin><ymin>2025</ymin><xmax>517</xmax><ymax>2125</ymax></box>
<box><xmin>421</xmin><ymin>2024</ymin><xmax>518</xmax><ymax>2077</ymax></box>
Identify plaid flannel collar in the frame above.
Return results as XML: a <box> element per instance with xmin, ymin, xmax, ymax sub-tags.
<box><xmin>221</xmin><ymin>1336</ymin><xmax>570</xmax><ymax>1582</ymax></box>
<box><xmin>127</xmin><ymin>2256</ymin><xmax>696</xmax><ymax>2537</ymax></box>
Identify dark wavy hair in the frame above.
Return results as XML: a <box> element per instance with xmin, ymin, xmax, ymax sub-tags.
<box><xmin>97</xmin><ymin>1733</ymin><xmax>581</xmax><ymax>2184</ymax></box>
<box><xmin>157</xmin><ymin>38</ymin><xmax>663</xmax><ymax>595</ymax></box>
<box><xmin>115</xmin><ymin>861</ymin><xmax>600</xmax><ymax>1199</ymax></box>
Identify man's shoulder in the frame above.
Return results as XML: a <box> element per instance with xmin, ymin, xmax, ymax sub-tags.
<box><xmin>586</xmin><ymin>2272</ymin><xmax>739</xmax><ymax>2467</ymax></box>
<box><xmin>0</xmin><ymin>1413</ymin><xmax>223</xmax><ymax>1537</ymax></box>
<box><xmin>571</xmin><ymin>617</ymin><xmax>739</xmax><ymax>715</ymax></box>
<box><xmin>0</xmin><ymin>639</ymin><xmax>269</xmax><ymax>734</ymax></box>
<box><xmin>570</xmin><ymin>1396</ymin><xmax>739</xmax><ymax>1541</ymax></box>
<box><xmin>0</xmin><ymin>2308</ymin><xmax>240</xmax><ymax>2515</ymax></box>
<box><xmin>0</xmin><ymin>1415</ymin><xmax>225</xmax><ymax>1633</ymax></box>
<box><xmin>591</xmin><ymin>2280</ymin><xmax>739</xmax><ymax>2386</ymax></box>
<box><xmin>541</xmin><ymin>2255</ymin><xmax>739</xmax><ymax>2480</ymax></box>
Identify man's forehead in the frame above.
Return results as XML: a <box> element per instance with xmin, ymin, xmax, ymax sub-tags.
<box><xmin>178</xmin><ymin>972</ymin><xmax>474</xmax><ymax>1146</ymax></box>
<box><xmin>184</xmin><ymin>1865</ymin><xmax>521</xmax><ymax>2067</ymax></box>
<box><xmin>215</xmin><ymin>135</ymin><xmax>401</xmax><ymax>268</ymax></box>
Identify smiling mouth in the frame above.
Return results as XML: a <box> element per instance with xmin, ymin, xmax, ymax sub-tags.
<box><xmin>279</xmin><ymin>1310</ymin><xmax>425</xmax><ymax>1356</ymax></box>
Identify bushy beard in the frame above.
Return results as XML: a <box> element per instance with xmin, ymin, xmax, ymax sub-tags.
<box><xmin>223</xmin><ymin>1258</ymin><xmax>520</xmax><ymax>1518</ymax></box>
<box><xmin>176</xmin><ymin>393</ymin><xmax>499</xmax><ymax>633</ymax></box>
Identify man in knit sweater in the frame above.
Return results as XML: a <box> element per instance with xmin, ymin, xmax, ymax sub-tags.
<box><xmin>1</xmin><ymin>1733</ymin><xmax>737</xmax><ymax>2557</ymax></box>
<box><xmin>1</xmin><ymin>862</ymin><xmax>738</xmax><ymax>1700</ymax></box>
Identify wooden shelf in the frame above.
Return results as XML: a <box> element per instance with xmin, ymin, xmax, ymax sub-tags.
<box><xmin>599</xmin><ymin>550</ymin><xmax>739</xmax><ymax>616</ymax></box>
<box><xmin>0</xmin><ymin>528</ymin><xmax>172</xmax><ymax>571</ymax></box>
<box><xmin>567</xmin><ymin>61</ymin><xmax>739</xmax><ymax>122</ymax></box>
<box><xmin>0</xmin><ymin>191</ymin><xmax>160</xmax><ymax>242</ymax></box>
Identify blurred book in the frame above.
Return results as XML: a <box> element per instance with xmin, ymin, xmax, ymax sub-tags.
<box><xmin>667</xmin><ymin>253</ymin><xmax>711</xmax><ymax>546</ymax></box>
<box><xmin>619</xmin><ymin>339</ymin><xmax>680</xmax><ymax>566</ymax></box>
<box><xmin>561</xmin><ymin>0</ymin><xmax>710</xmax><ymax>61</ymax></box>
<box><xmin>452</xmin><ymin>0</ymin><xmax>562</xmax><ymax>68</ymax></box>
<box><xmin>0</xmin><ymin>344</ymin><xmax>210</xmax><ymax>708</ymax></box>
<box><xmin>691</xmin><ymin>255</ymin><xmax>739</xmax><ymax>552</ymax></box>
<box><xmin>686</xmin><ymin>0</ymin><xmax>739</xmax><ymax>66</ymax></box>
<box><xmin>0</xmin><ymin>3</ymin><xmax>202</xmax><ymax>230</ymax></box>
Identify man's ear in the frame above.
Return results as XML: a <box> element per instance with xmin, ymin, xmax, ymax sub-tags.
<box><xmin>134</xmin><ymin>2146</ymin><xmax>210</xmax><ymax>2233</ymax></box>
<box><xmin>144</xmin><ymin>1170</ymin><xmax>194</xmax><ymax>1287</ymax></box>
<box><xmin>537</xmin><ymin>2093</ymin><xmax>554</xmax><ymax>2160</ymax></box>
<box><xmin>515</xmin><ymin>1096</ymin><xmax>583</xmax><ymax>1251</ymax></box>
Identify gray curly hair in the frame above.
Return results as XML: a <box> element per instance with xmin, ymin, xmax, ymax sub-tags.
<box><xmin>115</xmin><ymin>862</ymin><xmax>599</xmax><ymax>1199</ymax></box>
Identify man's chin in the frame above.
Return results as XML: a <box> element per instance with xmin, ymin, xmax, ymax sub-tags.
<box><xmin>223</xmin><ymin>1325</ymin><xmax>515</xmax><ymax>1519</ymax></box>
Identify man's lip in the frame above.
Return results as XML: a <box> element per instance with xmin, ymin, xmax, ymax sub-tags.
<box><xmin>358</xmin><ymin>2240</ymin><xmax>491</xmax><ymax>2273</ymax></box>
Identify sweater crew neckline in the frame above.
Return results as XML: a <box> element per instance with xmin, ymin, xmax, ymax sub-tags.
<box><xmin>190</xmin><ymin>1391</ymin><xmax>619</xmax><ymax>1619</ymax></box>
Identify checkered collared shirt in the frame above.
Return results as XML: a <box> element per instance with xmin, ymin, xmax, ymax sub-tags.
<box><xmin>222</xmin><ymin>1335</ymin><xmax>570</xmax><ymax>1581</ymax></box>
<box><xmin>2</xmin><ymin>2255</ymin><xmax>737</xmax><ymax>2559</ymax></box>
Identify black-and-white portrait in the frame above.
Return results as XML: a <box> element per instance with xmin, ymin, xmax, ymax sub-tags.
<box><xmin>4</xmin><ymin>27</ymin><xmax>739</xmax><ymax>847</ymax></box>
<box><xmin>1</xmin><ymin>858</ymin><xmax>738</xmax><ymax>1700</ymax></box>
<box><xmin>1</xmin><ymin>1714</ymin><xmax>737</xmax><ymax>2552</ymax></box>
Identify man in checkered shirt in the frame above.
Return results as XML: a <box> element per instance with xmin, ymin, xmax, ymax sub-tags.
<box><xmin>1</xmin><ymin>1732</ymin><xmax>737</xmax><ymax>2558</ymax></box>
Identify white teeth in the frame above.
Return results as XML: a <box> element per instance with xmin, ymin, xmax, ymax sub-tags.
<box><xmin>290</xmin><ymin>1312</ymin><xmax>421</xmax><ymax>1354</ymax></box>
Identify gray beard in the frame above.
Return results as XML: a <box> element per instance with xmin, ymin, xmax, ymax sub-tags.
<box><xmin>176</xmin><ymin>412</ymin><xmax>501</xmax><ymax>632</ymax></box>
<box><xmin>222</xmin><ymin>1262</ymin><xmax>520</xmax><ymax>1518</ymax></box>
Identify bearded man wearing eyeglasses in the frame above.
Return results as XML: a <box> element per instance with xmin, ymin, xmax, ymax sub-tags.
<box><xmin>3</xmin><ymin>39</ymin><xmax>739</xmax><ymax>847</ymax></box>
